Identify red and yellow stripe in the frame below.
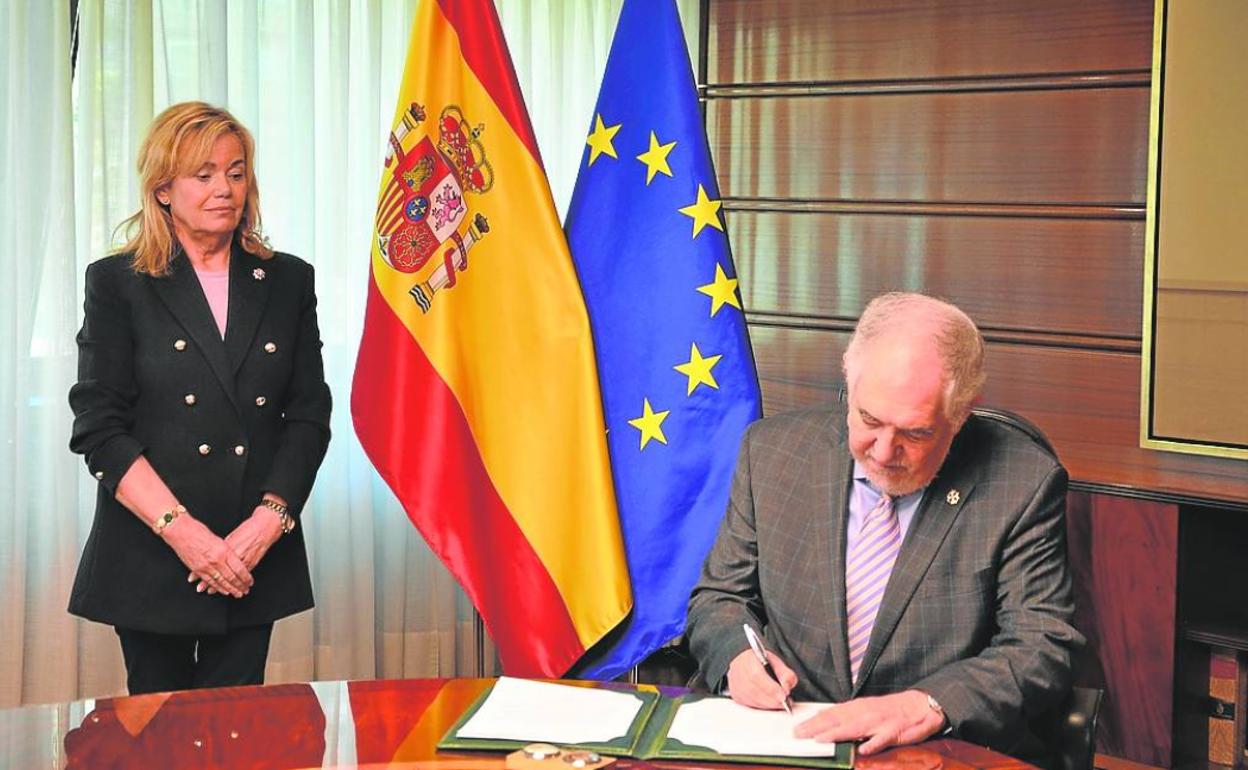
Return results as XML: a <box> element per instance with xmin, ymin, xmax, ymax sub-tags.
<box><xmin>351</xmin><ymin>0</ymin><xmax>630</xmax><ymax>677</ymax></box>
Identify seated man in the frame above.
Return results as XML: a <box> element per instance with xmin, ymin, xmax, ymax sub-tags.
<box><xmin>686</xmin><ymin>292</ymin><xmax>1084</xmax><ymax>760</ymax></box>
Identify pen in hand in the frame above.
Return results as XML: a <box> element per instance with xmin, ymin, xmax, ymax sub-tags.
<box><xmin>742</xmin><ymin>623</ymin><xmax>793</xmax><ymax>715</ymax></box>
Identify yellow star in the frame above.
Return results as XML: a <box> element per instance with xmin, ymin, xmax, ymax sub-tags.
<box><xmin>636</xmin><ymin>131</ymin><xmax>677</xmax><ymax>185</ymax></box>
<box><xmin>627</xmin><ymin>398</ymin><xmax>670</xmax><ymax>450</ymax></box>
<box><xmin>677</xmin><ymin>183</ymin><xmax>724</xmax><ymax>238</ymax></box>
<box><xmin>585</xmin><ymin>114</ymin><xmax>621</xmax><ymax>166</ymax></box>
<box><xmin>674</xmin><ymin>343</ymin><xmax>723</xmax><ymax>395</ymax></box>
<box><xmin>696</xmin><ymin>264</ymin><xmax>742</xmax><ymax>316</ymax></box>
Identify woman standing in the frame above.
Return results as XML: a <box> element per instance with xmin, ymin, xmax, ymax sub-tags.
<box><xmin>69</xmin><ymin>102</ymin><xmax>331</xmax><ymax>694</ymax></box>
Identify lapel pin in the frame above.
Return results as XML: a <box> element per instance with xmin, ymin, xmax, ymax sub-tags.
<box><xmin>253</xmin><ymin>268</ymin><xmax>266</xmax><ymax>281</ymax></box>
<box><xmin>946</xmin><ymin>489</ymin><xmax>961</xmax><ymax>505</ymax></box>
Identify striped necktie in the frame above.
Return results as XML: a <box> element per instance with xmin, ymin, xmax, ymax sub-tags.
<box><xmin>845</xmin><ymin>491</ymin><xmax>901</xmax><ymax>685</ymax></box>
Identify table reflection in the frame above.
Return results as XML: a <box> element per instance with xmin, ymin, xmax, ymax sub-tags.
<box><xmin>0</xmin><ymin>678</ymin><xmax>1035</xmax><ymax>770</ymax></box>
<box><xmin>64</xmin><ymin>684</ymin><xmax>326</xmax><ymax>768</ymax></box>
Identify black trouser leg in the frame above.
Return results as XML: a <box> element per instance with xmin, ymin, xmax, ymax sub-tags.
<box><xmin>115</xmin><ymin>627</ymin><xmax>196</xmax><ymax>695</ymax></box>
<box><xmin>115</xmin><ymin>623</ymin><xmax>274</xmax><ymax>694</ymax></box>
<box><xmin>192</xmin><ymin>623</ymin><xmax>273</xmax><ymax>689</ymax></box>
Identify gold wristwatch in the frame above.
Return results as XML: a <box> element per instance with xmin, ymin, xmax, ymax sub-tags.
<box><xmin>261</xmin><ymin>498</ymin><xmax>296</xmax><ymax>535</ymax></box>
<box><xmin>153</xmin><ymin>504</ymin><xmax>186</xmax><ymax>535</ymax></box>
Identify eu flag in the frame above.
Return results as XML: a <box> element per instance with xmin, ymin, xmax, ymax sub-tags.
<box><xmin>566</xmin><ymin>0</ymin><xmax>762</xmax><ymax>679</ymax></box>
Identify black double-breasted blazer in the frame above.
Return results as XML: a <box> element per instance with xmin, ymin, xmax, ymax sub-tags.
<box><xmin>68</xmin><ymin>245</ymin><xmax>332</xmax><ymax>634</ymax></box>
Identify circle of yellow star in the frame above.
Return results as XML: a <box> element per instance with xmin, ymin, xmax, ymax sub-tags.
<box><xmin>674</xmin><ymin>343</ymin><xmax>723</xmax><ymax>395</ymax></box>
<box><xmin>636</xmin><ymin>131</ymin><xmax>677</xmax><ymax>185</ymax></box>
<box><xmin>677</xmin><ymin>183</ymin><xmax>724</xmax><ymax>238</ymax></box>
<box><xmin>696</xmin><ymin>264</ymin><xmax>742</xmax><ymax>316</ymax></box>
<box><xmin>585</xmin><ymin>114</ymin><xmax>621</xmax><ymax>166</ymax></box>
<box><xmin>627</xmin><ymin>398</ymin><xmax>670</xmax><ymax>450</ymax></box>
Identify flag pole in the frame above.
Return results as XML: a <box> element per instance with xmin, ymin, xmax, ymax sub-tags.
<box><xmin>474</xmin><ymin>609</ymin><xmax>486</xmax><ymax>677</ymax></box>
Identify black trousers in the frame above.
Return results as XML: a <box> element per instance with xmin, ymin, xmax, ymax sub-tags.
<box><xmin>115</xmin><ymin>623</ymin><xmax>274</xmax><ymax>695</ymax></box>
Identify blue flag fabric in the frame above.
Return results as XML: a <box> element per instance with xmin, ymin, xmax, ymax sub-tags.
<box><xmin>565</xmin><ymin>0</ymin><xmax>763</xmax><ymax>680</ymax></box>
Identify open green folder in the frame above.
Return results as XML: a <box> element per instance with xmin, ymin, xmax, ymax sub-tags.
<box><xmin>437</xmin><ymin>681</ymin><xmax>854</xmax><ymax>768</ymax></box>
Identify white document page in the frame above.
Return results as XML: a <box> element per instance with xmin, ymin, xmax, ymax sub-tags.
<box><xmin>455</xmin><ymin>677</ymin><xmax>644</xmax><ymax>744</ymax></box>
<box><xmin>666</xmin><ymin>698</ymin><xmax>840</xmax><ymax>757</ymax></box>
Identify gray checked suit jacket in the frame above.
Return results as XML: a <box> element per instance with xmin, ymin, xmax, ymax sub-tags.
<box><xmin>686</xmin><ymin>405</ymin><xmax>1084</xmax><ymax>753</ymax></box>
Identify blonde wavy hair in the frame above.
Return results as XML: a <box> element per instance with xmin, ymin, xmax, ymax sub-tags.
<box><xmin>115</xmin><ymin>101</ymin><xmax>272</xmax><ymax>275</ymax></box>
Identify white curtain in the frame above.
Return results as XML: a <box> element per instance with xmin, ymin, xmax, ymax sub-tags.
<box><xmin>0</xmin><ymin>0</ymin><xmax>90</xmax><ymax>708</ymax></box>
<box><xmin>0</xmin><ymin>0</ymin><xmax>699</xmax><ymax>707</ymax></box>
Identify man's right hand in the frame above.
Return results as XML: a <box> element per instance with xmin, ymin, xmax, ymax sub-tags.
<box><xmin>726</xmin><ymin>647</ymin><xmax>798</xmax><ymax>710</ymax></box>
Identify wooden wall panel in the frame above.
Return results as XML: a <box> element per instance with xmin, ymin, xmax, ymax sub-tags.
<box><xmin>729</xmin><ymin>211</ymin><xmax>1143</xmax><ymax>338</ymax></box>
<box><xmin>748</xmin><ymin>324</ymin><xmax>846</xmax><ymax>410</ymax></box>
<box><xmin>1066</xmin><ymin>492</ymin><xmax>1178</xmax><ymax>765</ymax></box>
<box><xmin>750</xmin><ymin>325</ymin><xmax>1248</xmax><ymax>504</ymax></box>
<box><xmin>708</xmin><ymin>0</ymin><xmax>1153</xmax><ymax>84</ymax></box>
<box><xmin>708</xmin><ymin>0</ymin><xmax>1248</xmax><ymax>507</ymax></box>
<box><xmin>709</xmin><ymin>88</ymin><xmax>1150</xmax><ymax>204</ymax></box>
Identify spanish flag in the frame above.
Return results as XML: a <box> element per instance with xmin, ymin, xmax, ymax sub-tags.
<box><xmin>351</xmin><ymin>0</ymin><xmax>631</xmax><ymax>677</ymax></box>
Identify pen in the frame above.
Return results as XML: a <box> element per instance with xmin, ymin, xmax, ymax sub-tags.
<box><xmin>742</xmin><ymin>623</ymin><xmax>793</xmax><ymax>715</ymax></box>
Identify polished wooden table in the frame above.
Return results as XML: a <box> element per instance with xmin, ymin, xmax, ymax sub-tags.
<box><xmin>0</xmin><ymin>678</ymin><xmax>1037</xmax><ymax>769</ymax></box>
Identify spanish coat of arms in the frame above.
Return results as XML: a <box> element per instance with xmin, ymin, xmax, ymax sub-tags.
<box><xmin>376</xmin><ymin>102</ymin><xmax>494</xmax><ymax>312</ymax></box>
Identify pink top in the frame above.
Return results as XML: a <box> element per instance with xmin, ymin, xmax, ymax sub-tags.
<box><xmin>193</xmin><ymin>264</ymin><xmax>230</xmax><ymax>338</ymax></box>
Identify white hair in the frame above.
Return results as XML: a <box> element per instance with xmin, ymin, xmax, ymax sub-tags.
<box><xmin>842</xmin><ymin>292</ymin><xmax>986</xmax><ymax>422</ymax></box>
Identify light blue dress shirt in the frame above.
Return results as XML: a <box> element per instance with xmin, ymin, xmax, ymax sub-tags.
<box><xmin>846</xmin><ymin>460</ymin><xmax>925</xmax><ymax>553</ymax></box>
